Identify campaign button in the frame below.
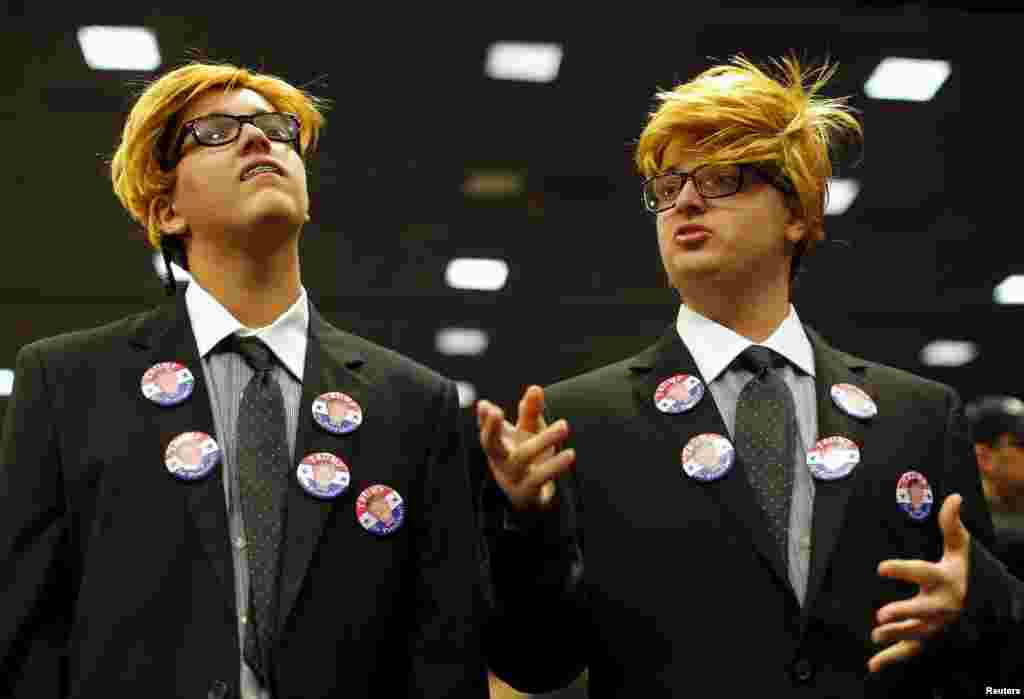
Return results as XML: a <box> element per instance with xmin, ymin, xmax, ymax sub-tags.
<box><xmin>142</xmin><ymin>362</ymin><xmax>195</xmax><ymax>406</ymax></box>
<box><xmin>654</xmin><ymin>374</ymin><xmax>705</xmax><ymax>414</ymax></box>
<box><xmin>681</xmin><ymin>433</ymin><xmax>735</xmax><ymax>482</ymax></box>
<box><xmin>806</xmin><ymin>436</ymin><xmax>860</xmax><ymax>481</ymax></box>
<box><xmin>296</xmin><ymin>452</ymin><xmax>351</xmax><ymax>500</ymax></box>
<box><xmin>896</xmin><ymin>471</ymin><xmax>933</xmax><ymax>521</ymax></box>
<box><xmin>312</xmin><ymin>392</ymin><xmax>363</xmax><ymax>435</ymax></box>
<box><xmin>165</xmin><ymin>431</ymin><xmax>220</xmax><ymax>481</ymax></box>
<box><xmin>356</xmin><ymin>484</ymin><xmax>405</xmax><ymax>536</ymax></box>
<box><xmin>830</xmin><ymin>383</ymin><xmax>878</xmax><ymax>420</ymax></box>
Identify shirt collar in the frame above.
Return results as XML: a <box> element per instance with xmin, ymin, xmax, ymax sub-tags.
<box><xmin>674</xmin><ymin>302</ymin><xmax>815</xmax><ymax>383</ymax></box>
<box><xmin>185</xmin><ymin>281</ymin><xmax>309</xmax><ymax>381</ymax></box>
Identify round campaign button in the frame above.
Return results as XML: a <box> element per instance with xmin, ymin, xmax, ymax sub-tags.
<box><xmin>896</xmin><ymin>471</ymin><xmax>934</xmax><ymax>521</ymax></box>
<box><xmin>312</xmin><ymin>392</ymin><xmax>363</xmax><ymax>435</ymax></box>
<box><xmin>681</xmin><ymin>433</ymin><xmax>735</xmax><ymax>482</ymax></box>
<box><xmin>830</xmin><ymin>383</ymin><xmax>878</xmax><ymax>420</ymax></box>
<box><xmin>654</xmin><ymin>374</ymin><xmax>705</xmax><ymax>414</ymax></box>
<box><xmin>296</xmin><ymin>452</ymin><xmax>351</xmax><ymax>500</ymax></box>
<box><xmin>165</xmin><ymin>431</ymin><xmax>220</xmax><ymax>481</ymax></box>
<box><xmin>141</xmin><ymin>361</ymin><xmax>195</xmax><ymax>406</ymax></box>
<box><xmin>806</xmin><ymin>436</ymin><xmax>861</xmax><ymax>481</ymax></box>
<box><xmin>356</xmin><ymin>485</ymin><xmax>405</xmax><ymax>536</ymax></box>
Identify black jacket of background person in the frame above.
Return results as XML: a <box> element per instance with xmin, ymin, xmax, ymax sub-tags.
<box><xmin>482</xmin><ymin>326</ymin><xmax>1024</xmax><ymax>697</ymax></box>
<box><xmin>0</xmin><ymin>292</ymin><xmax>488</xmax><ymax>698</ymax></box>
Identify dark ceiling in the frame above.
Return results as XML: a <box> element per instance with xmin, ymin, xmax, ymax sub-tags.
<box><xmin>4</xmin><ymin>2</ymin><xmax>1024</xmax><ymax>433</ymax></box>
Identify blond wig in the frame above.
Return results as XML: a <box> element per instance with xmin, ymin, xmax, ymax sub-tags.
<box><xmin>635</xmin><ymin>54</ymin><xmax>863</xmax><ymax>251</ymax></box>
<box><xmin>111</xmin><ymin>61</ymin><xmax>329</xmax><ymax>249</ymax></box>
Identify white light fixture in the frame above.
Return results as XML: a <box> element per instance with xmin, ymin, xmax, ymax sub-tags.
<box><xmin>455</xmin><ymin>381</ymin><xmax>477</xmax><ymax>408</ymax></box>
<box><xmin>152</xmin><ymin>251</ymin><xmax>194</xmax><ymax>285</ymax></box>
<box><xmin>445</xmin><ymin>258</ymin><xmax>509</xmax><ymax>291</ymax></box>
<box><xmin>864</xmin><ymin>57</ymin><xmax>951</xmax><ymax>102</ymax></box>
<box><xmin>920</xmin><ymin>340</ymin><xmax>978</xmax><ymax>367</ymax></box>
<box><xmin>436</xmin><ymin>328</ymin><xmax>489</xmax><ymax>356</ymax></box>
<box><xmin>994</xmin><ymin>275</ymin><xmax>1024</xmax><ymax>305</ymax></box>
<box><xmin>77</xmin><ymin>26</ymin><xmax>162</xmax><ymax>71</ymax></box>
<box><xmin>485</xmin><ymin>41</ymin><xmax>563</xmax><ymax>83</ymax></box>
<box><xmin>0</xmin><ymin>369</ymin><xmax>13</xmax><ymax>397</ymax></box>
<box><xmin>826</xmin><ymin>179</ymin><xmax>860</xmax><ymax>216</ymax></box>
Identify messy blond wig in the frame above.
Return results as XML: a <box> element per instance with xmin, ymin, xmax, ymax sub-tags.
<box><xmin>111</xmin><ymin>61</ymin><xmax>329</xmax><ymax>249</ymax></box>
<box><xmin>636</xmin><ymin>54</ymin><xmax>863</xmax><ymax>252</ymax></box>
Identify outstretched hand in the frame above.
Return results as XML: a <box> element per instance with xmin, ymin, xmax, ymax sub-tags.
<box><xmin>868</xmin><ymin>493</ymin><xmax>971</xmax><ymax>673</ymax></box>
<box><xmin>477</xmin><ymin>385</ymin><xmax>576</xmax><ymax>512</ymax></box>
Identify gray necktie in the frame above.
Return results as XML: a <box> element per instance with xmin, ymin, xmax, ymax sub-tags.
<box><xmin>232</xmin><ymin>336</ymin><xmax>288</xmax><ymax>683</ymax></box>
<box><xmin>734</xmin><ymin>345</ymin><xmax>796</xmax><ymax>568</ymax></box>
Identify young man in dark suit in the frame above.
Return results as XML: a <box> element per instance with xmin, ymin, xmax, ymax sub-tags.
<box><xmin>477</xmin><ymin>55</ymin><xmax>1024</xmax><ymax>696</ymax></box>
<box><xmin>0</xmin><ymin>61</ymin><xmax>487</xmax><ymax>698</ymax></box>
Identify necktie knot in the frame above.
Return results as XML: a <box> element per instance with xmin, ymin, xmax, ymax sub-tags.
<box><xmin>740</xmin><ymin>345</ymin><xmax>783</xmax><ymax>376</ymax></box>
<box><xmin>231</xmin><ymin>336</ymin><xmax>275</xmax><ymax>373</ymax></box>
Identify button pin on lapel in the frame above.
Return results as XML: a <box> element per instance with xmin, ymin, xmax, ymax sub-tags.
<box><xmin>165</xmin><ymin>431</ymin><xmax>220</xmax><ymax>481</ymax></box>
<box><xmin>806</xmin><ymin>436</ymin><xmax>860</xmax><ymax>481</ymax></box>
<box><xmin>356</xmin><ymin>485</ymin><xmax>405</xmax><ymax>535</ymax></box>
<box><xmin>296</xmin><ymin>452</ymin><xmax>351</xmax><ymax>499</ymax></box>
<box><xmin>681</xmin><ymin>433</ymin><xmax>735</xmax><ymax>482</ymax></box>
<box><xmin>654</xmin><ymin>374</ymin><xmax>705</xmax><ymax>414</ymax></box>
<box><xmin>142</xmin><ymin>361</ymin><xmax>195</xmax><ymax>406</ymax></box>
<box><xmin>312</xmin><ymin>391</ymin><xmax>363</xmax><ymax>435</ymax></box>
<box><xmin>896</xmin><ymin>471</ymin><xmax>933</xmax><ymax>521</ymax></box>
<box><xmin>830</xmin><ymin>383</ymin><xmax>878</xmax><ymax>420</ymax></box>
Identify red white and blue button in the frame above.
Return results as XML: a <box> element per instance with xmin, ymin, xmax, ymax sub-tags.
<box><xmin>681</xmin><ymin>433</ymin><xmax>735</xmax><ymax>482</ymax></box>
<box><xmin>806</xmin><ymin>436</ymin><xmax>860</xmax><ymax>481</ymax></box>
<box><xmin>830</xmin><ymin>383</ymin><xmax>878</xmax><ymax>420</ymax></box>
<box><xmin>356</xmin><ymin>484</ymin><xmax>405</xmax><ymax>536</ymax></box>
<box><xmin>654</xmin><ymin>374</ymin><xmax>705</xmax><ymax>414</ymax></box>
<box><xmin>141</xmin><ymin>361</ymin><xmax>195</xmax><ymax>406</ymax></box>
<box><xmin>165</xmin><ymin>431</ymin><xmax>220</xmax><ymax>481</ymax></box>
<box><xmin>296</xmin><ymin>452</ymin><xmax>350</xmax><ymax>499</ymax></box>
<box><xmin>896</xmin><ymin>471</ymin><xmax>933</xmax><ymax>521</ymax></box>
<box><xmin>312</xmin><ymin>392</ymin><xmax>363</xmax><ymax>435</ymax></box>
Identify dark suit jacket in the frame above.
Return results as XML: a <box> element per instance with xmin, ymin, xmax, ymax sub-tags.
<box><xmin>0</xmin><ymin>294</ymin><xmax>488</xmax><ymax>698</ymax></box>
<box><xmin>484</xmin><ymin>325</ymin><xmax>1024</xmax><ymax>697</ymax></box>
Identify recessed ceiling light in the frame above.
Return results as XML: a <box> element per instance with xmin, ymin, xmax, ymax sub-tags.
<box><xmin>436</xmin><ymin>328</ymin><xmax>489</xmax><ymax>356</ymax></box>
<box><xmin>920</xmin><ymin>340</ymin><xmax>978</xmax><ymax>367</ymax></box>
<box><xmin>77</xmin><ymin>26</ymin><xmax>161</xmax><ymax>71</ymax></box>
<box><xmin>826</xmin><ymin>179</ymin><xmax>860</xmax><ymax>216</ymax></box>
<box><xmin>445</xmin><ymin>258</ymin><xmax>508</xmax><ymax>291</ymax></box>
<box><xmin>994</xmin><ymin>275</ymin><xmax>1024</xmax><ymax>305</ymax></box>
<box><xmin>485</xmin><ymin>41</ymin><xmax>563</xmax><ymax>83</ymax></box>
<box><xmin>864</xmin><ymin>57</ymin><xmax>951</xmax><ymax>102</ymax></box>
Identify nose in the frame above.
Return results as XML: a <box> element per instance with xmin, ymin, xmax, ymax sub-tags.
<box><xmin>238</xmin><ymin>121</ymin><xmax>273</xmax><ymax>155</ymax></box>
<box><xmin>671</xmin><ymin>176</ymin><xmax>706</xmax><ymax>214</ymax></box>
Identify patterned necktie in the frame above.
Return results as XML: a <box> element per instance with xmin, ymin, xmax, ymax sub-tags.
<box><xmin>232</xmin><ymin>336</ymin><xmax>289</xmax><ymax>683</ymax></box>
<box><xmin>734</xmin><ymin>345</ymin><xmax>796</xmax><ymax>568</ymax></box>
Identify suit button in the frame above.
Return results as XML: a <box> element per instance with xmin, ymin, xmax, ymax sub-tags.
<box><xmin>792</xmin><ymin>658</ymin><xmax>814</xmax><ymax>683</ymax></box>
<box><xmin>208</xmin><ymin>679</ymin><xmax>229</xmax><ymax>699</ymax></box>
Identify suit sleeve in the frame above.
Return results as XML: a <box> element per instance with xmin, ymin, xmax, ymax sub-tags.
<box><xmin>406</xmin><ymin>379</ymin><xmax>489</xmax><ymax>697</ymax></box>
<box><xmin>933</xmin><ymin>388</ymin><xmax>1024</xmax><ymax>688</ymax></box>
<box><xmin>477</xmin><ymin>429</ymin><xmax>588</xmax><ymax>693</ymax></box>
<box><xmin>0</xmin><ymin>344</ymin><xmax>71</xmax><ymax>698</ymax></box>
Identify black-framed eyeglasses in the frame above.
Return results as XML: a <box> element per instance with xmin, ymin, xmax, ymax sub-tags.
<box><xmin>161</xmin><ymin>112</ymin><xmax>302</xmax><ymax>170</ymax></box>
<box><xmin>641</xmin><ymin>163</ymin><xmax>795</xmax><ymax>214</ymax></box>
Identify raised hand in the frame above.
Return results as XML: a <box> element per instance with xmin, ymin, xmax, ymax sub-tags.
<box><xmin>477</xmin><ymin>385</ymin><xmax>576</xmax><ymax>512</ymax></box>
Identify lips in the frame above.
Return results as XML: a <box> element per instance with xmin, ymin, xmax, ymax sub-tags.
<box><xmin>240</xmin><ymin>160</ymin><xmax>284</xmax><ymax>181</ymax></box>
<box><xmin>673</xmin><ymin>225</ymin><xmax>711</xmax><ymax>245</ymax></box>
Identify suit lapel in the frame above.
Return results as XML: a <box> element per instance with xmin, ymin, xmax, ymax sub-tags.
<box><xmin>276</xmin><ymin>303</ymin><xmax>369</xmax><ymax>632</ymax></box>
<box><xmin>803</xmin><ymin>329</ymin><xmax>874</xmax><ymax>616</ymax></box>
<box><xmin>630</xmin><ymin>327</ymin><xmax>793</xmax><ymax>593</ymax></box>
<box><xmin>130</xmin><ymin>295</ymin><xmax>234</xmax><ymax>618</ymax></box>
